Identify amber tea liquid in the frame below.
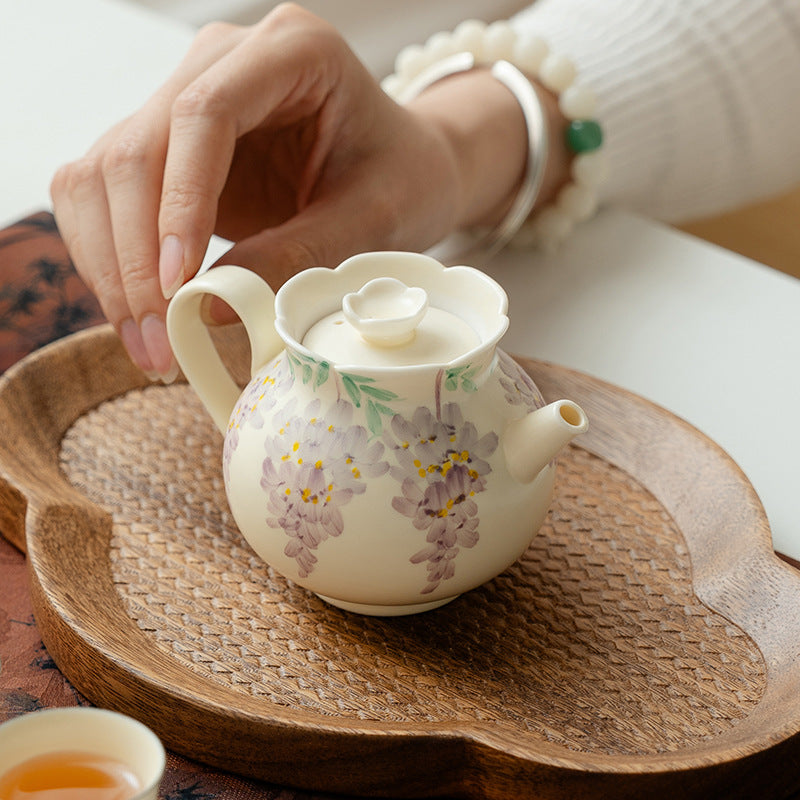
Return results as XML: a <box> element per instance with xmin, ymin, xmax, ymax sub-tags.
<box><xmin>0</xmin><ymin>750</ymin><xmax>142</xmax><ymax>800</ymax></box>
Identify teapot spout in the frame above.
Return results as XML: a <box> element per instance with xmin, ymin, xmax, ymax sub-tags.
<box><xmin>504</xmin><ymin>400</ymin><xmax>588</xmax><ymax>484</ymax></box>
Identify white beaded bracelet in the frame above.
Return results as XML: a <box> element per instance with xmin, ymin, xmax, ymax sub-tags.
<box><xmin>382</xmin><ymin>19</ymin><xmax>608</xmax><ymax>254</ymax></box>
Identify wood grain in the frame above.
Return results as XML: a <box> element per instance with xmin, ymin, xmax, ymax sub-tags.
<box><xmin>1</xmin><ymin>324</ymin><xmax>800</xmax><ymax>799</ymax></box>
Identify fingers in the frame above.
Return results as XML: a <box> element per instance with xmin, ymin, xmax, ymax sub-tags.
<box><xmin>157</xmin><ymin>84</ymin><xmax>237</xmax><ymax>300</ymax></box>
<box><xmin>51</xmin><ymin>125</ymin><xmax>159</xmax><ymax>375</ymax></box>
<box><xmin>102</xmin><ymin>119</ymin><xmax>174</xmax><ymax>374</ymax></box>
<box><xmin>50</xmin><ymin>21</ymin><xmax>247</xmax><ymax>378</ymax></box>
<box><xmin>156</xmin><ymin>5</ymin><xmax>349</xmax><ymax>300</ymax></box>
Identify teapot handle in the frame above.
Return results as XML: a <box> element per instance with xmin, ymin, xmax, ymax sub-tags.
<box><xmin>166</xmin><ymin>265</ymin><xmax>283</xmax><ymax>434</ymax></box>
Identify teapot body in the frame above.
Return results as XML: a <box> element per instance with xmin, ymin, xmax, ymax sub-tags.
<box><xmin>223</xmin><ymin>345</ymin><xmax>554</xmax><ymax>614</ymax></box>
<box><xmin>167</xmin><ymin>254</ymin><xmax>587</xmax><ymax>616</ymax></box>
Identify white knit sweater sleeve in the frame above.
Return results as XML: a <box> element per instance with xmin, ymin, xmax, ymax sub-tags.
<box><xmin>511</xmin><ymin>0</ymin><xmax>800</xmax><ymax>222</ymax></box>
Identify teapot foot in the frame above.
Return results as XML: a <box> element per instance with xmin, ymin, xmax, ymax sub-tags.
<box><xmin>315</xmin><ymin>593</ymin><xmax>458</xmax><ymax>616</ymax></box>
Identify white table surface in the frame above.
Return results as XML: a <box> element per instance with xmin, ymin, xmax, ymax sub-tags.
<box><xmin>4</xmin><ymin>0</ymin><xmax>799</xmax><ymax>557</ymax></box>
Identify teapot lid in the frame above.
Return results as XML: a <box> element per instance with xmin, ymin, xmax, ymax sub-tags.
<box><xmin>302</xmin><ymin>276</ymin><xmax>483</xmax><ymax>367</ymax></box>
<box><xmin>275</xmin><ymin>252</ymin><xmax>509</xmax><ymax>369</ymax></box>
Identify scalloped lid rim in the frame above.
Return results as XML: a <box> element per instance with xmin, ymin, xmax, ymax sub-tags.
<box><xmin>275</xmin><ymin>252</ymin><xmax>509</xmax><ymax>368</ymax></box>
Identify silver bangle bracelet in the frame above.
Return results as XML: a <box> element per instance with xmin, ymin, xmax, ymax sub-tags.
<box><xmin>397</xmin><ymin>52</ymin><xmax>548</xmax><ymax>262</ymax></box>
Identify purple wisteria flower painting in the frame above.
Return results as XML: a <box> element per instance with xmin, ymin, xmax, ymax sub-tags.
<box><xmin>497</xmin><ymin>350</ymin><xmax>545</xmax><ymax>410</ymax></box>
<box><xmin>261</xmin><ymin>398</ymin><xmax>389</xmax><ymax>577</ymax></box>
<box><xmin>223</xmin><ymin>356</ymin><xmax>292</xmax><ymax>482</ymax></box>
<box><xmin>222</xmin><ymin>348</ymin><xmax>505</xmax><ymax>597</ymax></box>
<box><xmin>388</xmin><ymin>402</ymin><xmax>498</xmax><ymax>594</ymax></box>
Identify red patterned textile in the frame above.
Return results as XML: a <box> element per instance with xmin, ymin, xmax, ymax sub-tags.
<box><xmin>0</xmin><ymin>213</ymin><xmax>355</xmax><ymax>800</ymax></box>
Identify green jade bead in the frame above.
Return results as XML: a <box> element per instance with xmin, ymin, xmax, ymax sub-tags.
<box><xmin>566</xmin><ymin>119</ymin><xmax>603</xmax><ymax>153</ymax></box>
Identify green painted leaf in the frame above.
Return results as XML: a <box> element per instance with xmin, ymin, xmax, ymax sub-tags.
<box><xmin>365</xmin><ymin>399</ymin><xmax>382</xmax><ymax>436</ymax></box>
<box><xmin>443</xmin><ymin>364</ymin><xmax>479</xmax><ymax>392</ymax></box>
<box><xmin>373</xmin><ymin>402</ymin><xmax>396</xmax><ymax>417</ymax></box>
<box><xmin>315</xmin><ymin>361</ymin><xmax>329</xmax><ymax>387</ymax></box>
<box><xmin>342</xmin><ymin>375</ymin><xmax>361</xmax><ymax>407</ymax></box>
<box><xmin>359</xmin><ymin>384</ymin><xmax>399</xmax><ymax>402</ymax></box>
<box><xmin>301</xmin><ymin>363</ymin><xmax>313</xmax><ymax>384</ymax></box>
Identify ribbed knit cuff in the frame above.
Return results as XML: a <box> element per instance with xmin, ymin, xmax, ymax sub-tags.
<box><xmin>512</xmin><ymin>0</ymin><xmax>800</xmax><ymax>222</ymax></box>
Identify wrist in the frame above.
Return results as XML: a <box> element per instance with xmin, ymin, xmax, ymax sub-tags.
<box><xmin>407</xmin><ymin>66</ymin><xmax>571</xmax><ymax>234</ymax></box>
<box><xmin>384</xmin><ymin>20</ymin><xmax>607</xmax><ymax>253</ymax></box>
<box><xmin>406</xmin><ymin>68</ymin><xmax>533</xmax><ymax>230</ymax></box>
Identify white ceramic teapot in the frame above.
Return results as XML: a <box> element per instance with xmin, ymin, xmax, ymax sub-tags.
<box><xmin>167</xmin><ymin>252</ymin><xmax>587</xmax><ymax>615</ymax></box>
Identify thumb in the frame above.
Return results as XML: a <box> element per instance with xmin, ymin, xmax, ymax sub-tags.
<box><xmin>204</xmin><ymin>194</ymin><xmax>398</xmax><ymax>325</ymax></box>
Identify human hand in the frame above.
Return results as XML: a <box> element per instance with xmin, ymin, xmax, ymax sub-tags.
<box><xmin>50</xmin><ymin>4</ymin><xmax>471</xmax><ymax>379</ymax></box>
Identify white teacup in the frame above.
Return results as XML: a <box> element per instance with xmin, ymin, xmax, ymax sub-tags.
<box><xmin>0</xmin><ymin>707</ymin><xmax>165</xmax><ymax>800</ymax></box>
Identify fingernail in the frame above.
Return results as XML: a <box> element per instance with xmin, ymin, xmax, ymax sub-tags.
<box><xmin>140</xmin><ymin>313</ymin><xmax>176</xmax><ymax>377</ymax></box>
<box><xmin>119</xmin><ymin>318</ymin><xmax>154</xmax><ymax>374</ymax></box>
<box><xmin>159</xmin><ymin>234</ymin><xmax>184</xmax><ymax>299</ymax></box>
<box><xmin>159</xmin><ymin>362</ymin><xmax>180</xmax><ymax>385</ymax></box>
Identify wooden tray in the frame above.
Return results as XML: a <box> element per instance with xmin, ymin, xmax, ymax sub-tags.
<box><xmin>2</xmin><ymin>324</ymin><xmax>800</xmax><ymax>799</ymax></box>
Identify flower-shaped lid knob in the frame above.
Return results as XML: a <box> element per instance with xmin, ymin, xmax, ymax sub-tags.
<box><xmin>342</xmin><ymin>278</ymin><xmax>429</xmax><ymax>347</ymax></box>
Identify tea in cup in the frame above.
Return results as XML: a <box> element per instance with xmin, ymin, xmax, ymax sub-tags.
<box><xmin>0</xmin><ymin>707</ymin><xmax>165</xmax><ymax>800</ymax></box>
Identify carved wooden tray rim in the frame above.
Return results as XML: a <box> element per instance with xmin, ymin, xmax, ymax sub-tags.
<box><xmin>2</xmin><ymin>325</ymin><xmax>800</xmax><ymax>798</ymax></box>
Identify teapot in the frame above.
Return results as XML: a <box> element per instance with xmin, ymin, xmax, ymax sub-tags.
<box><xmin>166</xmin><ymin>252</ymin><xmax>587</xmax><ymax>615</ymax></box>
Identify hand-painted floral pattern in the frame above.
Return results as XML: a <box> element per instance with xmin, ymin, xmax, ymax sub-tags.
<box><xmin>261</xmin><ymin>398</ymin><xmax>389</xmax><ymax>577</ymax></box>
<box><xmin>224</xmin><ymin>348</ymin><xmax>507</xmax><ymax>595</ymax></box>
<box><xmin>498</xmin><ymin>350</ymin><xmax>545</xmax><ymax>410</ymax></box>
<box><xmin>287</xmin><ymin>350</ymin><xmax>402</xmax><ymax>437</ymax></box>
<box><xmin>388</xmin><ymin>403</ymin><xmax>498</xmax><ymax>594</ymax></box>
<box><xmin>223</xmin><ymin>356</ymin><xmax>292</xmax><ymax>481</ymax></box>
